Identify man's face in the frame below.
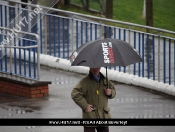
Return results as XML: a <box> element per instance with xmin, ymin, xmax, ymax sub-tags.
<box><xmin>90</xmin><ymin>67</ymin><xmax>101</xmax><ymax>76</ymax></box>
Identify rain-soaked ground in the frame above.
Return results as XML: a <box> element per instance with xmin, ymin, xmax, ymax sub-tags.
<box><xmin>0</xmin><ymin>66</ymin><xmax>175</xmax><ymax>132</ymax></box>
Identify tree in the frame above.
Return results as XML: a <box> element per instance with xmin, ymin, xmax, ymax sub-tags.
<box><xmin>146</xmin><ymin>0</ymin><xmax>153</xmax><ymax>30</ymax></box>
<box><xmin>105</xmin><ymin>0</ymin><xmax>113</xmax><ymax>19</ymax></box>
<box><xmin>64</xmin><ymin>0</ymin><xmax>70</xmax><ymax>6</ymax></box>
<box><xmin>21</xmin><ymin>0</ymin><xmax>28</xmax><ymax>8</ymax></box>
<box><xmin>145</xmin><ymin>0</ymin><xmax>153</xmax><ymax>73</ymax></box>
<box><xmin>52</xmin><ymin>0</ymin><xmax>70</xmax><ymax>8</ymax></box>
<box><xmin>85</xmin><ymin>0</ymin><xmax>89</xmax><ymax>11</ymax></box>
<box><xmin>53</xmin><ymin>0</ymin><xmax>59</xmax><ymax>8</ymax></box>
<box><xmin>97</xmin><ymin>0</ymin><xmax>105</xmax><ymax>14</ymax></box>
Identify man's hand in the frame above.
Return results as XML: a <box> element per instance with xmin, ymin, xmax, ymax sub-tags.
<box><xmin>85</xmin><ymin>104</ymin><xmax>94</xmax><ymax>112</ymax></box>
<box><xmin>105</xmin><ymin>88</ymin><xmax>112</xmax><ymax>96</ymax></box>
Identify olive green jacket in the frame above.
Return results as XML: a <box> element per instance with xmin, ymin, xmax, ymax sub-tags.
<box><xmin>71</xmin><ymin>72</ymin><xmax>116</xmax><ymax>119</ymax></box>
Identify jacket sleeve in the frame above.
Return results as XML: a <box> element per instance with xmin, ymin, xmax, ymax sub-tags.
<box><xmin>71</xmin><ymin>82</ymin><xmax>88</xmax><ymax>111</ymax></box>
<box><xmin>108</xmin><ymin>81</ymin><xmax>116</xmax><ymax>99</ymax></box>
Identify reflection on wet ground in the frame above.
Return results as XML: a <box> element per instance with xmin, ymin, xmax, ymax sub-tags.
<box><xmin>0</xmin><ymin>94</ymin><xmax>25</xmax><ymax>104</ymax></box>
<box><xmin>0</xmin><ymin>66</ymin><xmax>175</xmax><ymax>132</ymax></box>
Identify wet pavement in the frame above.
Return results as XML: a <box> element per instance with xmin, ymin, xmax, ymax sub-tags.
<box><xmin>0</xmin><ymin>66</ymin><xmax>175</xmax><ymax>132</ymax></box>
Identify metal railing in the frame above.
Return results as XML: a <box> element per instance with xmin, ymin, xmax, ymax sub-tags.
<box><xmin>0</xmin><ymin>26</ymin><xmax>40</xmax><ymax>80</ymax></box>
<box><xmin>1</xmin><ymin>0</ymin><xmax>175</xmax><ymax>85</ymax></box>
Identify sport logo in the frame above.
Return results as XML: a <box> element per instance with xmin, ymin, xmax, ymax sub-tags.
<box><xmin>101</xmin><ymin>42</ymin><xmax>115</xmax><ymax>63</ymax></box>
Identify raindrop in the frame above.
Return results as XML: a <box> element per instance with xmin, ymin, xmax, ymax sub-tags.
<box><xmin>158</xmin><ymin>115</ymin><xmax>163</xmax><ymax>118</ymax></box>
<box><xmin>143</xmin><ymin>115</ymin><xmax>147</xmax><ymax>118</ymax></box>
<box><xmin>17</xmin><ymin>110</ymin><xmax>21</xmax><ymax>114</ymax></box>
<box><xmin>8</xmin><ymin>113</ymin><xmax>13</xmax><ymax>117</ymax></box>
<box><xmin>152</xmin><ymin>115</ymin><xmax>157</xmax><ymax>118</ymax></box>
<box><xmin>25</xmin><ymin>109</ymin><xmax>33</xmax><ymax>113</ymax></box>
<box><xmin>144</xmin><ymin>98</ymin><xmax>147</xmax><ymax>101</ymax></box>
<box><xmin>26</xmin><ymin>126</ymin><xmax>32</xmax><ymax>129</ymax></box>
<box><xmin>139</xmin><ymin>115</ymin><xmax>144</xmax><ymax>118</ymax></box>
<box><xmin>125</xmin><ymin>98</ymin><xmax>129</xmax><ymax>101</ymax></box>
<box><xmin>26</xmin><ymin>126</ymin><xmax>36</xmax><ymax>129</ymax></box>
<box><xmin>135</xmin><ymin>99</ymin><xmax>138</xmax><ymax>102</ymax></box>
<box><xmin>165</xmin><ymin>115</ymin><xmax>170</xmax><ymax>118</ymax></box>
<box><xmin>21</xmin><ymin>110</ymin><xmax>26</xmax><ymax>114</ymax></box>
<box><xmin>147</xmin><ymin>115</ymin><xmax>152</xmax><ymax>118</ymax></box>
<box><xmin>130</xmin><ymin>98</ymin><xmax>133</xmax><ymax>102</ymax></box>
<box><xmin>159</xmin><ymin>111</ymin><xmax>163</xmax><ymax>113</ymax></box>
<box><xmin>170</xmin><ymin>115</ymin><xmax>174</xmax><ymax>118</ymax></box>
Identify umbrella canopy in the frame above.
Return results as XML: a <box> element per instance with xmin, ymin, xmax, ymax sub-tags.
<box><xmin>70</xmin><ymin>38</ymin><xmax>143</xmax><ymax>68</ymax></box>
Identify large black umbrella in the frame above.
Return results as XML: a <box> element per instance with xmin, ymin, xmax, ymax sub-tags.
<box><xmin>69</xmin><ymin>38</ymin><xmax>143</xmax><ymax>86</ymax></box>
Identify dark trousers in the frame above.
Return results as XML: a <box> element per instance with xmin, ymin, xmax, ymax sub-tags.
<box><xmin>84</xmin><ymin>127</ymin><xmax>109</xmax><ymax>132</ymax></box>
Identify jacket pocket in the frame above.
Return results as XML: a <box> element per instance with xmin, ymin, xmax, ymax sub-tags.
<box><xmin>103</xmin><ymin>107</ymin><xmax>111</xmax><ymax>119</ymax></box>
<box><xmin>83</xmin><ymin>111</ymin><xmax>97</xmax><ymax>119</ymax></box>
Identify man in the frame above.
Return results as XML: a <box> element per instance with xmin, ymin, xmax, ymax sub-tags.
<box><xmin>71</xmin><ymin>67</ymin><xmax>116</xmax><ymax>132</ymax></box>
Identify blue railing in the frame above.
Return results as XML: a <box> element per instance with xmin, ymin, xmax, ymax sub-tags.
<box><xmin>0</xmin><ymin>26</ymin><xmax>40</xmax><ymax>80</ymax></box>
<box><xmin>1</xmin><ymin>1</ymin><xmax>175</xmax><ymax>85</ymax></box>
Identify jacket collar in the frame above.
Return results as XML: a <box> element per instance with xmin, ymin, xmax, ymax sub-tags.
<box><xmin>89</xmin><ymin>71</ymin><xmax>105</xmax><ymax>80</ymax></box>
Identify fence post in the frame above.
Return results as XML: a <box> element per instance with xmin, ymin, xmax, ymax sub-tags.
<box><xmin>36</xmin><ymin>34</ymin><xmax>40</xmax><ymax>80</ymax></box>
<box><xmin>10</xmin><ymin>34</ymin><xmax>12</xmax><ymax>74</ymax></box>
<box><xmin>44</xmin><ymin>15</ymin><xmax>47</xmax><ymax>54</ymax></box>
<box><xmin>158</xmin><ymin>31</ymin><xmax>160</xmax><ymax>82</ymax></box>
<box><xmin>174</xmin><ymin>40</ymin><xmax>175</xmax><ymax>85</ymax></box>
<box><xmin>71</xmin><ymin>15</ymin><xmax>74</xmax><ymax>52</ymax></box>
<box><xmin>100</xmin><ymin>21</ymin><xmax>102</xmax><ymax>39</ymax></box>
<box><xmin>128</xmin><ymin>26</ymin><xmax>131</xmax><ymax>74</ymax></box>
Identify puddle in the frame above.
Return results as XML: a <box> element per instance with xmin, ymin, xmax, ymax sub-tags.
<box><xmin>8</xmin><ymin>104</ymin><xmax>41</xmax><ymax>112</ymax></box>
<box><xmin>0</xmin><ymin>94</ymin><xmax>26</xmax><ymax>104</ymax></box>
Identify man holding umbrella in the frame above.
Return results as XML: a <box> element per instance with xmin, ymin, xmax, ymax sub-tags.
<box><xmin>70</xmin><ymin>38</ymin><xmax>143</xmax><ymax>132</ymax></box>
<box><xmin>71</xmin><ymin>67</ymin><xmax>116</xmax><ymax>132</ymax></box>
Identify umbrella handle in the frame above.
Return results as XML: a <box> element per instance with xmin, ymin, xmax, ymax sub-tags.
<box><xmin>106</xmin><ymin>66</ymin><xmax>109</xmax><ymax>89</ymax></box>
<box><xmin>106</xmin><ymin>83</ymin><xmax>109</xmax><ymax>89</ymax></box>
